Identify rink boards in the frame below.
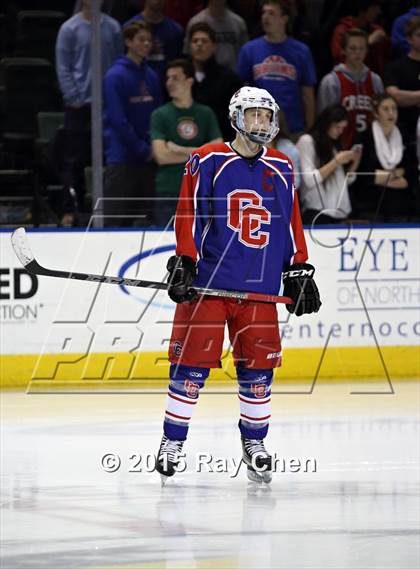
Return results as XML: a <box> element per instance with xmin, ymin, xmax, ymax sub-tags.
<box><xmin>1</xmin><ymin>226</ymin><xmax>419</xmax><ymax>388</ymax></box>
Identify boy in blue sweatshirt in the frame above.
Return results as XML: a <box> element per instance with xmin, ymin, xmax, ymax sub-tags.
<box><xmin>103</xmin><ymin>20</ymin><xmax>162</xmax><ymax>227</ymax></box>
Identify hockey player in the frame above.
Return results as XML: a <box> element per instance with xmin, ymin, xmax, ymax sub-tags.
<box><xmin>155</xmin><ymin>86</ymin><xmax>321</xmax><ymax>484</ymax></box>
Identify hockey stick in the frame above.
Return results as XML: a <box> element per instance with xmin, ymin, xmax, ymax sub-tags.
<box><xmin>10</xmin><ymin>227</ymin><xmax>293</xmax><ymax>305</ymax></box>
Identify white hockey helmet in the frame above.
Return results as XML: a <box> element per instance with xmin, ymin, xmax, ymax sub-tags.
<box><xmin>229</xmin><ymin>86</ymin><xmax>279</xmax><ymax>144</ymax></box>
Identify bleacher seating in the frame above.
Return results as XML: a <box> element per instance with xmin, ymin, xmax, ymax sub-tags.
<box><xmin>1</xmin><ymin>57</ymin><xmax>59</xmax><ymax>134</ymax></box>
<box><xmin>0</xmin><ymin>168</ymin><xmax>61</xmax><ymax>226</ymax></box>
<box><xmin>15</xmin><ymin>11</ymin><xmax>67</xmax><ymax>63</ymax></box>
<box><xmin>35</xmin><ymin>111</ymin><xmax>66</xmax><ymax>216</ymax></box>
<box><xmin>0</xmin><ymin>57</ymin><xmax>60</xmax><ymax>172</ymax></box>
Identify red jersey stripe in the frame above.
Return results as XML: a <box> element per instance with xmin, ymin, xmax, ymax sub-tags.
<box><xmin>240</xmin><ymin>413</ymin><xmax>271</xmax><ymax>421</ymax></box>
<box><xmin>168</xmin><ymin>392</ymin><xmax>197</xmax><ymax>405</ymax></box>
<box><xmin>238</xmin><ymin>395</ymin><xmax>271</xmax><ymax>405</ymax></box>
<box><xmin>165</xmin><ymin>410</ymin><xmax>191</xmax><ymax>421</ymax></box>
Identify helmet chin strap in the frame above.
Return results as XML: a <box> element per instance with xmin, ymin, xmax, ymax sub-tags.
<box><xmin>231</xmin><ymin>123</ymin><xmax>264</xmax><ymax>155</ymax></box>
<box><xmin>239</xmin><ymin>131</ymin><xmax>263</xmax><ymax>154</ymax></box>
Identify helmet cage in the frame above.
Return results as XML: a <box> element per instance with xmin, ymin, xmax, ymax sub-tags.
<box><xmin>229</xmin><ymin>88</ymin><xmax>280</xmax><ymax>144</ymax></box>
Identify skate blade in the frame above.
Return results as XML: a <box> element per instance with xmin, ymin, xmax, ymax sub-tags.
<box><xmin>246</xmin><ymin>466</ymin><xmax>272</xmax><ymax>484</ymax></box>
<box><xmin>160</xmin><ymin>474</ymin><xmax>170</xmax><ymax>487</ymax></box>
<box><xmin>246</xmin><ymin>466</ymin><xmax>263</xmax><ymax>484</ymax></box>
<box><xmin>262</xmin><ymin>471</ymin><xmax>272</xmax><ymax>484</ymax></box>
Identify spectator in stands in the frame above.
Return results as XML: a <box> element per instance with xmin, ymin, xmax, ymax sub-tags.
<box><xmin>150</xmin><ymin>58</ymin><xmax>222</xmax><ymax>226</ymax></box>
<box><xmin>184</xmin><ymin>0</ymin><xmax>248</xmax><ymax>70</ymax></box>
<box><xmin>318</xmin><ymin>28</ymin><xmax>383</xmax><ymax>149</ymax></box>
<box><xmin>385</xmin><ymin>15</ymin><xmax>420</xmax><ymax>192</ymax></box>
<box><xmin>188</xmin><ymin>22</ymin><xmax>242</xmax><ymax>139</ymax></box>
<box><xmin>55</xmin><ymin>0</ymin><xmax>123</xmax><ymax>225</ymax></box>
<box><xmin>296</xmin><ymin>104</ymin><xmax>361</xmax><ymax>225</ymax></box>
<box><xmin>124</xmin><ymin>0</ymin><xmax>184</xmax><ymax>81</ymax></box>
<box><xmin>330</xmin><ymin>0</ymin><xmax>391</xmax><ymax>76</ymax></box>
<box><xmin>103</xmin><ymin>20</ymin><xmax>162</xmax><ymax>227</ymax></box>
<box><xmin>271</xmin><ymin>109</ymin><xmax>301</xmax><ymax>189</ymax></box>
<box><xmin>237</xmin><ymin>0</ymin><xmax>317</xmax><ymax>137</ymax></box>
<box><xmin>355</xmin><ymin>93</ymin><xmax>410</xmax><ymax>220</ymax></box>
<box><xmin>391</xmin><ymin>1</ymin><xmax>420</xmax><ymax>57</ymax></box>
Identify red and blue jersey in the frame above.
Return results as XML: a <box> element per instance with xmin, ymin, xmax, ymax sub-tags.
<box><xmin>175</xmin><ymin>142</ymin><xmax>308</xmax><ymax>296</ymax></box>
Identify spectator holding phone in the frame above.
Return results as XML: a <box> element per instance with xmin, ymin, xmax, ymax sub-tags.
<box><xmin>296</xmin><ymin>104</ymin><xmax>361</xmax><ymax>225</ymax></box>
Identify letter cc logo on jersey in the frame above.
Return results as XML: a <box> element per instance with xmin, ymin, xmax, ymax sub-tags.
<box><xmin>227</xmin><ymin>189</ymin><xmax>271</xmax><ymax>248</ymax></box>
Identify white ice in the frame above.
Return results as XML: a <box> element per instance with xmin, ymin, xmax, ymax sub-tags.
<box><xmin>1</xmin><ymin>381</ymin><xmax>419</xmax><ymax>569</ymax></box>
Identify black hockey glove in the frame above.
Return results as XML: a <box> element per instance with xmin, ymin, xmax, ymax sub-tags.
<box><xmin>283</xmin><ymin>263</ymin><xmax>321</xmax><ymax>316</ymax></box>
<box><xmin>167</xmin><ymin>255</ymin><xmax>198</xmax><ymax>304</ymax></box>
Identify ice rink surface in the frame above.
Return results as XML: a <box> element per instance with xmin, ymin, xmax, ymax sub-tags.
<box><xmin>1</xmin><ymin>380</ymin><xmax>419</xmax><ymax>569</ymax></box>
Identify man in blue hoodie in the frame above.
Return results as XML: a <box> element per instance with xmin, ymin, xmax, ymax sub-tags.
<box><xmin>103</xmin><ymin>20</ymin><xmax>162</xmax><ymax>227</ymax></box>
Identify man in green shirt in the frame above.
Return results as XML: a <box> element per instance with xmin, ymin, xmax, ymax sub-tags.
<box><xmin>150</xmin><ymin>58</ymin><xmax>222</xmax><ymax>226</ymax></box>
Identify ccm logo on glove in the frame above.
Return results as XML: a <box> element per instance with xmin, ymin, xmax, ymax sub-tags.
<box><xmin>283</xmin><ymin>268</ymin><xmax>315</xmax><ymax>279</ymax></box>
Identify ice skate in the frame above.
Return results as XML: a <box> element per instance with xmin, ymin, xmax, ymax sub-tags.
<box><xmin>241</xmin><ymin>438</ymin><xmax>272</xmax><ymax>484</ymax></box>
<box><xmin>155</xmin><ymin>435</ymin><xmax>185</xmax><ymax>486</ymax></box>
